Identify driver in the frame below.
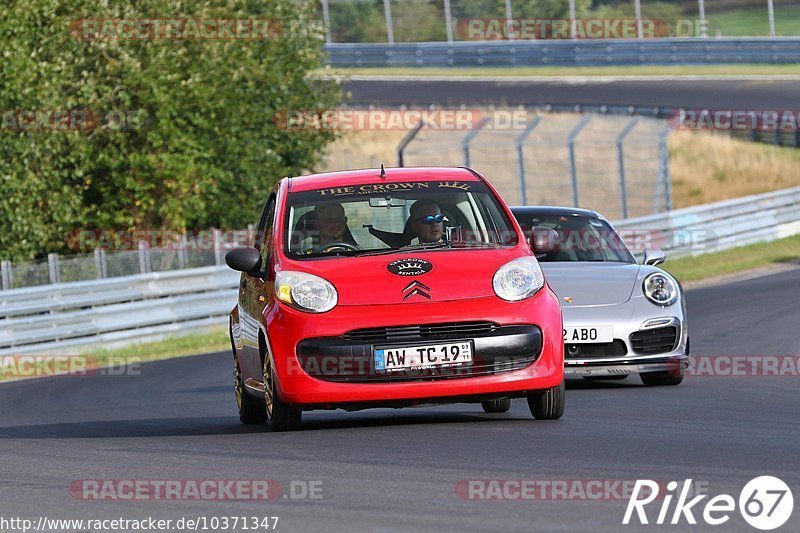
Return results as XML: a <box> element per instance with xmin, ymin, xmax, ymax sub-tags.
<box><xmin>301</xmin><ymin>202</ymin><xmax>352</xmax><ymax>252</ymax></box>
<box><xmin>409</xmin><ymin>200</ymin><xmax>445</xmax><ymax>245</ymax></box>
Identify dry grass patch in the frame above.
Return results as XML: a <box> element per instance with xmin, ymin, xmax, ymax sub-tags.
<box><xmin>669</xmin><ymin>131</ymin><xmax>800</xmax><ymax>207</ymax></box>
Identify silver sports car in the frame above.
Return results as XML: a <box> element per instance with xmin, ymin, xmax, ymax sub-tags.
<box><xmin>511</xmin><ymin>206</ymin><xmax>689</xmax><ymax>386</ymax></box>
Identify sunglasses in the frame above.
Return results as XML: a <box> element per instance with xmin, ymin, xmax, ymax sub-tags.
<box><xmin>418</xmin><ymin>214</ymin><xmax>445</xmax><ymax>225</ymax></box>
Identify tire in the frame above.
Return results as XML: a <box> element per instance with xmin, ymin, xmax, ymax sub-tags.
<box><xmin>583</xmin><ymin>375</ymin><xmax>628</xmax><ymax>381</ymax></box>
<box><xmin>235</xmin><ymin>357</ymin><xmax>267</xmax><ymax>425</ymax></box>
<box><xmin>481</xmin><ymin>398</ymin><xmax>512</xmax><ymax>413</ymax></box>
<box><xmin>527</xmin><ymin>381</ymin><xmax>566</xmax><ymax>420</ymax></box>
<box><xmin>640</xmin><ymin>370</ymin><xmax>684</xmax><ymax>386</ymax></box>
<box><xmin>263</xmin><ymin>353</ymin><xmax>302</xmax><ymax>432</ymax></box>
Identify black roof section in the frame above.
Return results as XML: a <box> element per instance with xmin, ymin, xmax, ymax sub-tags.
<box><xmin>509</xmin><ymin>205</ymin><xmax>601</xmax><ymax>218</ymax></box>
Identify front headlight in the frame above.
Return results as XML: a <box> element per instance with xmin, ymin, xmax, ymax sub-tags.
<box><xmin>275</xmin><ymin>270</ymin><xmax>338</xmax><ymax>313</ymax></box>
<box><xmin>493</xmin><ymin>256</ymin><xmax>545</xmax><ymax>302</ymax></box>
<box><xmin>643</xmin><ymin>272</ymin><xmax>679</xmax><ymax>307</ymax></box>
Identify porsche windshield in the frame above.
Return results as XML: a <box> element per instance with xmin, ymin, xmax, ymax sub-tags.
<box><xmin>515</xmin><ymin>212</ymin><xmax>636</xmax><ymax>263</ymax></box>
<box><xmin>284</xmin><ymin>180</ymin><xmax>518</xmax><ymax>257</ymax></box>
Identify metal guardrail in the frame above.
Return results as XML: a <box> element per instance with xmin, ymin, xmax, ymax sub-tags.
<box><xmin>612</xmin><ymin>186</ymin><xmax>800</xmax><ymax>259</ymax></box>
<box><xmin>325</xmin><ymin>38</ymin><xmax>800</xmax><ymax>67</ymax></box>
<box><xmin>1</xmin><ymin>186</ymin><xmax>798</xmax><ymax>354</ymax></box>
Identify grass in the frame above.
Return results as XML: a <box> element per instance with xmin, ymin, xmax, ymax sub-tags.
<box><xmin>662</xmin><ymin>234</ymin><xmax>800</xmax><ymax>282</ymax></box>
<box><xmin>0</xmin><ymin>327</ymin><xmax>230</xmax><ymax>382</ymax></box>
<box><xmin>322</xmin><ymin>64</ymin><xmax>800</xmax><ymax>77</ymax></box>
<box><xmin>709</xmin><ymin>7</ymin><xmax>800</xmax><ymax>37</ymax></box>
<box><xmin>669</xmin><ymin>131</ymin><xmax>800</xmax><ymax>208</ymax></box>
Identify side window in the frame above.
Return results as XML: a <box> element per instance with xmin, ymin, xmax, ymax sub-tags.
<box><xmin>253</xmin><ymin>195</ymin><xmax>276</xmax><ymax>260</ymax></box>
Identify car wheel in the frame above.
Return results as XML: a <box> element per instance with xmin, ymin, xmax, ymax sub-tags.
<box><xmin>263</xmin><ymin>354</ymin><xmax>302</xmax><ymax>432</ymax></box>
<box><xmin>235</xmin><ymin>357</ymin><xmax>267</xmax><ymax>425</ymax></box>
<box><xmin>527</xmin><ymin>381</ymin><xmax>565</xmax><ymax>420</ymax></box>
<box><xmin>640</xmin><ymin>369</ymin><xmax>684</xmax><ymax>386</ymax></box>
<box><xmin>481</xmin><ymin>399</ymin><xmax>512</xmax><ymax>413</ymax></box>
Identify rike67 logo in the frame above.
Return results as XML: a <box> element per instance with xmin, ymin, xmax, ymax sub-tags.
<box><xmin>624</xmin><ymin>476</ymin><xmax>794</xmax><ymax>530</ymax></box>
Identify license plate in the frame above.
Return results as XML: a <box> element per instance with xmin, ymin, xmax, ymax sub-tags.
<box><xmin>563</xmin><ymin>325</ymin><xmax>613</xmax><ymax>344</ymax></box>
<box><xmin>374</xmin><ymin>341</ymin><xmax>473</xmax><ymax>372</ymax></box>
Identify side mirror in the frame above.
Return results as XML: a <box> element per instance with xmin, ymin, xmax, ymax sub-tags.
<box><xmin>225</xmin><ymin>247</ymin><xmax>262</xmax><ymax>274</ymax></box>
<box><xmin>642</xmin><ymin>248</ymin><xmax>666</xmax><ymax>266</ymax></box>
<box><xmin>529</xmin><ymin>227</ymin><xmax>559</xmax><ymax>255</ymax></box>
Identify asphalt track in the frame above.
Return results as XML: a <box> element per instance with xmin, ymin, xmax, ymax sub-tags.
<box><xmin>343</xmin><ymin>78</ymin><xmax>800</xmax><ymax>109</ymax></box>
<box><xmin>1</xmin><ymin>268</ymin><xmax>799</xmax><ymax>532</ymax></box>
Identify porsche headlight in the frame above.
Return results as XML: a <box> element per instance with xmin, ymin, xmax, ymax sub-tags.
<box><xmin>643</xmin><ymin>273</ymin><xmax>679</xmax><ymax>307</ymax></box>
<box><xmin>275</xmin><ymin>271</ymin><xmax>337</xmax><ymax>313</ymax></box>
<box><xmin>493</xmin><ymin>256</ymin><xmax>545</xmax><ymax>302</ymax></box>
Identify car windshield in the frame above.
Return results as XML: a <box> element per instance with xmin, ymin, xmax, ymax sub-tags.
<box><xmin>513</xmin><ymin>211</ymin><xmax>635</xmax><ymax>263</ymax></box>
<box><xmin>284</xmin><ymin>180</ymin><xmax>518</xmax><ymax>258</ymax></box>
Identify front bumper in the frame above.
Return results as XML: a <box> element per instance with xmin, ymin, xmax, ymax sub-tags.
<box><xmin>561</xmin><ymin>298</ymin><xmax>689</xmax><ymax>377</ymax></box>
<box><xmin>264</xmin><ymin>289</ymin><xmax>564</xmax><ymax>406</ymax></box>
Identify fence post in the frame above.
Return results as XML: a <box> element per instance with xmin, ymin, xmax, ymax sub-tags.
<box><xmin>396</xmin><ymin>120</ymin><xmax>425</xmax><ymax>167</ymax></box>
<box><xmin>444</xmin><ymin>0</ymin><xmax>453</xmax><ymax>43</ymax></box>
<box><xmin>461</xmin><ymin>117</ymin><xmax>490</xmax><ymax>167</ymax></box>
<box><xmin>616</xmin><ymin>117</ymin><xmax>640</xmax><ymax>219</ymax></box>
<box><xmin>658</xmin><ymin>127</ymin><xmax>673</xmax><ymax>212</ymax></box>
<box><xmin>48</xmin><ymin>253</ymin><xmax>61</xmax><ymax>284</ymax></box>
<box><xmin>320</xmin><ymin>0</ymin><xmax>332</xmax><ymax>44</ymax></box>
<box><xmin>94</xmin><ymin>248</ymin><xmax>108</xmax><ymax>278</ymax></box>
<box><xmin>178</xmin><ymin>234</ymin><xmax>188</xmax><ymax>269</ymax></box>
<box><xmin>514</xmin><ymin>115</ymin><xmax>542</xmax><ymax>206</ymax></box>
<box><xmin>567</xmin><ymin>115</ymin><xmax>592</xmax><ymax>207</ymax></box>
<box><xmin>383</xmin><ymin>0</ymin><xmax>394</xmax><ymax>45</ymax></box>
<box><xmin>1</xmin><ymin>260</ymin><xmax>12</xmax><ymax>290</ymax></box>
<box><xmin>138</xmin><ymin>240</ymin><xmax>151</xmax><ymax>274</ymax></box>
<box><xmin>214</xmin><ymin>229</ymin><xmax>224</xmax><ymax>266</ymax></box>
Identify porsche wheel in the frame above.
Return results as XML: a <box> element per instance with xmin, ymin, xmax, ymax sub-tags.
<box><xmin>481</xmin><ymin>399</ymin><xmax>512</xmax><ymax>413</ymax></box>
<box><xmin>527</xmin><ymin>381</ymin><xmax>565</xmax><ymax>420</ymax></box>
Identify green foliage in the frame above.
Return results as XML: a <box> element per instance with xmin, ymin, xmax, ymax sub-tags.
<box><xmin>0</xmin><ymin>0</ymin><xmax>340</xmax><ymax>261</ymax></box>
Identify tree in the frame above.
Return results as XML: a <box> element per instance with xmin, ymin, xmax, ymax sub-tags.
<box><xmin>0</xmin><ymin>0</ymin><xmax>340</xmax><ymax>261</ymax></box>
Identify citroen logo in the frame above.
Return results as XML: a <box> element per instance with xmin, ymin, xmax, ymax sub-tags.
<box><xmin>402</xmin><ymin>280</ymin><xmax>431</xmax><ymax>301</ymax></box>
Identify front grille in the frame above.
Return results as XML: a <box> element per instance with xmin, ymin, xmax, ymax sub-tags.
<box><xmin>341</xmin><ymin>322</ymin><xmax>500</xmax><ymax>343</ymax></box>
<box><xmin>565</xmin><ymin>340</ymin><xmax>628</xmax><ymax>359</ymax></box>
<box><xmin>297</xmin><ymin>324</ymin><xmax>541</xmax><ymax>383</ymax></box>
<box><xmin>630</xmin><ymin>326</ymin><xmax>678</xmax><ymax>355</ymax></box>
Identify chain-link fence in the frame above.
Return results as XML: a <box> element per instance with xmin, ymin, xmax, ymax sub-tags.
<box><xmin>1</xmin><ymin>233</ymin><xmax>236</xmax><ymax>291</ymax></box>
<box><xmin>399</xmin><ymin>111</ymin><xmax>672</xmax><ymax>219</ymax></box>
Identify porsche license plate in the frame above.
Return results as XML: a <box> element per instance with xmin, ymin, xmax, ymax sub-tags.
<box><xmin>563</xmin><ymin>325</ymin><xmax>613</xmax><ymax>344</ymax></box>
<box><xmin>374</xmin><ymin>341</ymin><xmax>473</xmax><ymax>372</ymax></box>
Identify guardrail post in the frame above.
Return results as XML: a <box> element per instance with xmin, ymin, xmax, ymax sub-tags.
<box><xmin>461</xmin><ymin>117</ymin><xmax>490</xmax><ymax>167</ymax></box>
<box><xmin>567</xmin><ymin>115</ymin><xmax>592</xmax><ymax>207</ymax></box>
<box><xmin>397</xmin><ymin>120</ymin><xmax>425</xmax><ymax>167</ymax></box>
<box><xmin>616</xmin><ymin>117</ymin><xmax>640</xmax><ymax>219</ymax></box>
<box><xmin>514</xmin><ymin>115</ymin><xmax>542</xmax><ymax>206</ymax></box>
<box><xmin>214</xmin><ymin>229</ymin><xmax>224</xmax><ymax>266</ymax></box>
<box><xmin>94</xmin><ymin>248</ymin><xmax>107</xmax><ymax>278</ymax></box>
<box><xmin>1</xmin><ymin>260</ymin><xmax>12</xmax><ymax>290</ymax></box>
<box><xmin>47</xmin><ymin>253</ymin><xmax>61</xmax><ymax>284</ymax></box>
<box><xmin>138</xmin><ymin>240</ymin><xmax>151</xmax><ymax>274</ymax></box>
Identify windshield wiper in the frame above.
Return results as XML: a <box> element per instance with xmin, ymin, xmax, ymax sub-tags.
<box><xmin>356</xmin><ymin>241</ymin><xmax>451</xmax><ymax>257</ymax></box>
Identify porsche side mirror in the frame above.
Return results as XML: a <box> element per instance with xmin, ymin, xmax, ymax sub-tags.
<box><xmin>225</xmin><ymin>247</ymin><xmax>262</xmax><ymax>274</ymax></box>
<box><xmin>642</xmin><ymin>248</ymin><xmax>666</xmax><ymax>266</ymax></box>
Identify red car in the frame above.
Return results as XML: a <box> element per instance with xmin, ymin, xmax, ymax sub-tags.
<box><xmin>226</xmin><ymin>166</ymin><xmax>564</xmax><ymax>431</ymax></box>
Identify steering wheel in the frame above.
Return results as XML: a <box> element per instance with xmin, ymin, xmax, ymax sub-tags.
<box><xmin>316</xmin><ymin>242</ymin><xmax>360</xmax><ymax>253</ymax></box>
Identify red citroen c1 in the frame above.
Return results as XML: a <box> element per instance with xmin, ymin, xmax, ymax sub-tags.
<box><xmin>226</xmin><ymin>166</ymin><xmax>564</xmax><ymax>431</ymax></box>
